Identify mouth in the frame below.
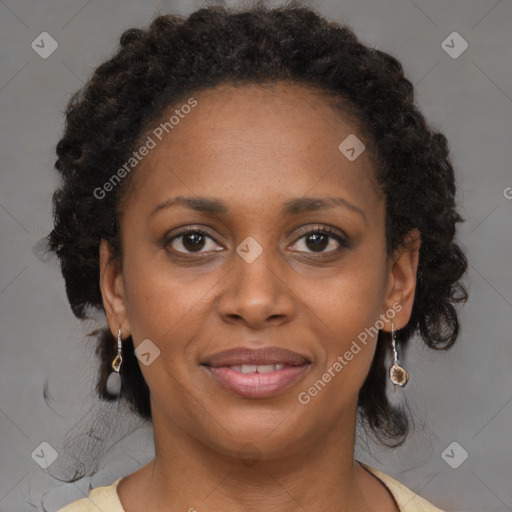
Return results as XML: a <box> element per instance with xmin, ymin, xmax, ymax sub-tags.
<box><xmin>200</xmin><ymin>346</ymin><xmax>311</xmax><ymax>399</ymax></box>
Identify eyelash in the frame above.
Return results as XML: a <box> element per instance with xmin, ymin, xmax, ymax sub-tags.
<box><xmin>164</xmin><ymin>225</ymin><xmax>349</xmax><ymax>256</ymax></box>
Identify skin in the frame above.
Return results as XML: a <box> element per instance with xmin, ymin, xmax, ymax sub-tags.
<box><xmin>99</xmin><ymin>82</ymin><xmax>420</xmax><ymax>512</ymax></box>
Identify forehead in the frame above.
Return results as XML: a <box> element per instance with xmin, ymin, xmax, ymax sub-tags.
<box><xmin>122</xmin><ymin>82</ymin><xmax>380</xmax><ymax>214</ymax></box>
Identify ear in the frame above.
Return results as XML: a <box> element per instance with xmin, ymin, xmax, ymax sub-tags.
<box><xmin>381</xmin><ymin>228</ymin><xmax>421</xmax><ymax>331</ymax></box>
<box><xmin>99</xmin><ymin>239</ymin><xmax>131</xmax><ymax>339</ymax></box>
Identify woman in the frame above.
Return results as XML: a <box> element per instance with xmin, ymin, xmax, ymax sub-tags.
<box><xmin>50</xmin><ymin>3</ymin><xmax>468</xmax><ymax>511</ymax></box>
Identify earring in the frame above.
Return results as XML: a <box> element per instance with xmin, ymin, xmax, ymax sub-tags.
<box><xmin>106</xmin><ymin>327</ymin><xmax>123</xmax><ymax>397</ymax></box>
<box><xmin>389</xmin><ymin>322</ymin><xmax>409</xmax><ymax>387</ymax></box>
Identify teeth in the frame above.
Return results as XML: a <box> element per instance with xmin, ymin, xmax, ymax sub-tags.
<box><xmin>230</xmin><ymin>363</ymin><xmax>286</xmax><ymax>373</ymax></box>
<box><xmin>256</xmin><ymin>364</ymin><xmax>275</xmax><ymax>373</ymax></box>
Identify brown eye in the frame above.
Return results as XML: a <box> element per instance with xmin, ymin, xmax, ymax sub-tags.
<box><xmin>290</xmin><ymin>226</ymin><xmax>349</xmax><ymax>254</ymax></box>
<box><xmin>165</xmin><ymin>229</ymin><xmax>222</xmax><ymax>254</ymax></box>
<box><xmin>304</xmin><ymin>232</ymin><xmax>330</xmax><ymax>252</ymax></box>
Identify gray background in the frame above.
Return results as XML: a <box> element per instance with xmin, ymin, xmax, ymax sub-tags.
<box><xmin>0</xmin><ymin>0</ymin><xmax>511</xmax><ymax>511</ymax></box>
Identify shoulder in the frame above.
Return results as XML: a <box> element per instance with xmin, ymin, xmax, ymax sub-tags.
<box><xmin>55</xmin><ymin>478</ymin><xmax>124</xmax><ymax>512</ymax></box>
<box><xmin>360</xmin><ymin>462</ymin><xmax>445</xmax><ymax>512</ymax></box>
<box><xmin>55</xmin><ymin>466</ymin><xmax>444</xmax><ymax>512</ymax></box>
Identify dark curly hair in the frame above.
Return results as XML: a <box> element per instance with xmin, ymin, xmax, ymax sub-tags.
<box><xmin>47</xmin><ymin>1</ymin><xmax>468</xmax><ymax>455</ymax></box>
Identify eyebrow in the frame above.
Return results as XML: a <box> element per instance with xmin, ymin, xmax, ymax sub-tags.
<box><xmin>150</xmin><ymin>195</ymin><xmax>366</xmax><ymax>222</ymax></box>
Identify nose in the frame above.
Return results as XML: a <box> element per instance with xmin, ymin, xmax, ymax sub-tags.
<box><xmin>216</xmin><ymin>242</ymin><xmax>295</xmax><ymax>329</ymax></box>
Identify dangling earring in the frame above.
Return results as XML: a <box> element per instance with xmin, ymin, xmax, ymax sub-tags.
<box><xmin>106</xmin><ymin>327</ymin><xmax>123</xmax><ymax>397</ymax></box>
<box><xmin>389</xmin><ymin>322</ymin><xmax>409</xmax><ymax>387</ymax></box>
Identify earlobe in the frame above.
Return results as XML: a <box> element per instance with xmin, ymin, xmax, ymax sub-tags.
<box><xmin>99</xmin><ymin>239</ymin><xmax>131</xmax><ymax>338</ymax></box>
<box><xmin>382</xmin><ymin>228</ymin><xmax>421</xmax><ymax>331</ymax></box>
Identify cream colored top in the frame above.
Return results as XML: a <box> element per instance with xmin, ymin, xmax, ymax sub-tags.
<box><xmin>56</xmin><ymin>463</ymin><xmax>444</xmax><ymax>511</ymax></box>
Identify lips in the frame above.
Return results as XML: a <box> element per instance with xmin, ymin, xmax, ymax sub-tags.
<box><xmin>201</xmin><ymin>346</ymin><xmax>311</xmax><ymax>399</ymax></box>
<box><xmin>201</xmin><ymin>346</ymin><xmax>310</xmax><ymax>367</ymax></box>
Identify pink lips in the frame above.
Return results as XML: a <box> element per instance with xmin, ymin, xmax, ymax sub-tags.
<box><xmin>201</xmin><ymin>346</ymin><xmax>311</xmax><ymax>399</ymax></box>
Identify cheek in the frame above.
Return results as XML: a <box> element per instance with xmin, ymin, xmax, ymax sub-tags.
<box><xmin>121</xmin><ymin>252</ymin><xmax>217</xmax><ymax>364</ymax></box>
<box><xmin>297</xmin><ymin>291</ymin><xmax>380</xmax><ymax>420</ymax></box>
<box><xmin>311</xmin><ymin>251</ymin><xmax>386</xmax><ymax>334</ymax></box>
<box><xmin>307</xmin><ymin>250</ymin><xmax>387</xmax><ymax>385</ymax></box>
<box><xmin>122</xmin><ymin>265</ymin><xmax>171</xmax><ymax>341</ymax></box>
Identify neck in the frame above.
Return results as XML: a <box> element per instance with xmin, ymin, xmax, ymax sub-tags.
<box><xmin>135</xmin><ymin>403</ymin><xmax>377</xmax><ymax>512</ymax></box>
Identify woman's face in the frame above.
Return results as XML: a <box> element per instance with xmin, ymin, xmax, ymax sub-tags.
<box><xmin>100</xmin><ymin>82</ymin><xmax>418</xmax><ymax>460</ymax></box>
